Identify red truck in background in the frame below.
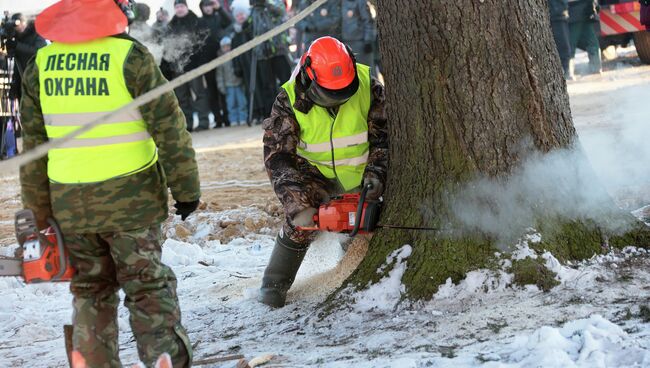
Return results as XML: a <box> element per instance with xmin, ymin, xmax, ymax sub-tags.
<box><xmin>598</xmin><ymin>0</ymin><xmax>650</xmax><ymax>63</ymax></box>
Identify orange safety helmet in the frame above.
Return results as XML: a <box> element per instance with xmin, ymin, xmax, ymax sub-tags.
<box><xmin>299</xmin><ymin>36</ymin><xmax>359</xmax><ymax>108</ymax></box>
<box><xmin>36</xmin><ymin>0</ymin><xmax>134</xmax><ymax>43</ymax></box>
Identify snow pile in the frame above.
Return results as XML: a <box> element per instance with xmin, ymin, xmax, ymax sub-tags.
<box><xmin>541</xmin><ymin>251</ymin><xmax>582</xmax><ymax>283</ymax></box>
<box><xmin>466</xmin><ymin>315</ymin><xmax>650</xmax><ymax>367</ymax></box>
<box><xmin>161</xmin><ymin>239</ymin><xmax>207</xmax><ymax>266</ymax></box>
<box><xmin>511</xmin><ymin>231</ymin><xmax>542</xmax><ymax>260</ymax></box>
<box><xmin>433</xmin><ymin>232</ymin><xmax>539</xmax><ymax>300</ymax></box>
<box><xmin>434</xmin><ymin>269</ymin><xmax>514</xmax><ymax>301</ymax></box>
<box><xmin>165</xmin><ymin>206</ymin><xmax>282</xmax><ymax>244</ymax></box>
<box><xmin>353</xmin><ymin>245</ymin><xmax>412</xmax><ymax>312</ymax></box>
<box><xmin>431</xmin><ymin>233</ymin><xmax>646</xmax><ymax>301</ymax></box>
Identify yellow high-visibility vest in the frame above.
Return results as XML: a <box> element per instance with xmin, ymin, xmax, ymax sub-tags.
<box><xmin>282</xmin><ymin>64</ymin><xmax>371</xmax><ymax>191</ymax></box>
<box><xmin>36</xmin><ymin>37</ymin><xmax>157</xmax><ymax>184</ymax></box>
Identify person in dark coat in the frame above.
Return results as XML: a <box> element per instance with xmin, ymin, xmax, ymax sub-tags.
<box><xmin>231</xmin><ymin>1</ymin><xmax>292</xmax><ymax>125</ymax></box>
<box><xmin>200</xmin><ymin>0</ymin><xmax>233</xmax><ymax>128</ymax></box>
<box><xmin>547</xmin><ymin>0</ymin><xmax>572</xmax><ymax>79</ymax></box>
<box><xmin>163</xmin><ymin>0</ymin><xmax>212</xmax><ymax>131</ymax></box>
<box><xmin>7</xmin><ymin>13</ymin><xmax>46</xmax><ymax>100</ymax></box>
<box><xmin>252</xmin><ymin>0</ymin><xmax>293</xmax><ymax>121</ymax></box>
<box><xmin>297</xmin><ymin>0</ymin><xmax>340</xmax><ymax>52</ymax></box>
<box><xmin>340</xmin><ymin>0</ymin><xmax>375</xmax><ymax>70</ymax></box>
<box><xmin>568</xmin><ymin>0</ymin><xmax>602</xmax><ymax>75</ymax></box>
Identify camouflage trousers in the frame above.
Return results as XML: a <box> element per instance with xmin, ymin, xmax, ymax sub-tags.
<box><xmin>65</xmin><ymin>225</ymin><xmax>191</xmax><ymax>368</ymax></box>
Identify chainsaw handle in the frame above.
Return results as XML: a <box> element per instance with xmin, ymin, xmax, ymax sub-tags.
<box><xmin>349</xmin><ymin>183</ymin><xmax>372</xmax><ymax>237</ymax></box>
<box><xmin>47</xmin><ymin>217</ymin><xmax>68</xmax><ymax>281</ymax></box>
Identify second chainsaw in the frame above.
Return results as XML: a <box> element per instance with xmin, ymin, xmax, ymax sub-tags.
<box><xmin>0</xmin><ymin>209</ymin><xmax>74</xmax><ymax>283</ymax></box>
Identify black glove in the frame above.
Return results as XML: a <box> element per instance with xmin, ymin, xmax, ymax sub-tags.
<box><xmin>174</xmin><ymin>200</ymin><xmax>199</xmax><ymax>221</ymax></box>
<box><xmin>363</xmin><ymin>42</ymin><xmax>373</xmax><ymax>54</ymax></box>
<box><xmin>363</xmin><ymin>176</ymin><xmax>383</xmax><ymax>201</ymax></box>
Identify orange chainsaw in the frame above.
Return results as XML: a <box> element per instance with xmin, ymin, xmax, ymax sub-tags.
<box><xmin>297</xmin><ymin>183</ymin><xmax>382</xmax><ymax>236</ymax></box>
<box><xmin>0</xmin><ymin>209</ymin><xmax>74</xmax><ymax>283</ymax></box>
<box><xmin>296</xmin><ymin>183</ymin><xmax>444</xmax><ymax>235</ymax></box>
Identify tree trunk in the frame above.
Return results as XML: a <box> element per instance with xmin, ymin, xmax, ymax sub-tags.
<box><xmin>345</xmin><ymin>0</ymin><xmax>650</xmax><ymax>299</ymax></box>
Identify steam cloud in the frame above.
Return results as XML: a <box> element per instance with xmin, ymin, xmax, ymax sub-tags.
<box><xmin>128</xmin><ymin>26</ymin><xmax>210</xmax><ymax>72</ymax></box>
<box><xmin>450</xmin><ymin>87</ymin><xmax>648</xmax><ymax>246</ymax></box>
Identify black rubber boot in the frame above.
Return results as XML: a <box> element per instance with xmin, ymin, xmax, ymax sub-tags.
<box><xmin>258</xmin><ymin>234</ymin><xmax>308</xmax><ymax>308</ymax></box>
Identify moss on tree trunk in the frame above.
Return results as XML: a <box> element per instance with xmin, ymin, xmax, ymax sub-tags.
<box><xmin>341</xmin><ymin>0</ymin><xmax>650</xmax><ymax>300</ymax></box>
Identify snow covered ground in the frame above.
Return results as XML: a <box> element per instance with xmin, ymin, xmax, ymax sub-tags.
<box><xmin>1</xmin><ymin>53</ymin><xmax>650</xmax><ymax>367</ymax></box>
<box><xmin>1</xmin><ymin>209</ymin><xmax>649</xmax><ymax>367</ymax></box>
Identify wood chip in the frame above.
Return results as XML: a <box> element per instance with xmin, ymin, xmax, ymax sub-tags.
<box><xmin>248</xmin><ymin>354</ymin><xmax>275</xmax><ymax>367</ymax></box>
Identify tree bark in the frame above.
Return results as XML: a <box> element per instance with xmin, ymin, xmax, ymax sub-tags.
<box><xmin>345</xmin><ymin>0</ymin><xmax>650</xmax><ymax>299</ymax></box>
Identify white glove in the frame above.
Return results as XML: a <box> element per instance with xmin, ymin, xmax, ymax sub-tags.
<box><xmin>292</xmin><ymin>207</ymin><xmax>318</xmax><ymax>227</ymax></box>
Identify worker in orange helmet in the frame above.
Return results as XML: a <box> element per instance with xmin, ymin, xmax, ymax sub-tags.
<box><xmin>259</xmin><ymin>36</ymin><xmax>388</xmax><ymax>308</ymax></box>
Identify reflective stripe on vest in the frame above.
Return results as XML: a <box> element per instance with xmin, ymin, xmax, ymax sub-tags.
<box><xmin>50</xmin><ymin>131</ymin><xmax>152</xmax><ymax>148</ymax></box>
<box><xmin>298</xmin><ymin>131</ymin><xmax>368</xmax><ymax>153</ymax></box>
<box><xmin>36</xmin><ymin>37</ymin><xmax>158</xmax><ymax>184</ymax></box>
<box><xmin>44</xmin><ymin>109</ymin><xmax>143</xmax><ymax>126</ymax></box>
<box><xmin>283</xmin><ymin>64</ymin><xmax>371</xmax><ymax>191</ymax></box>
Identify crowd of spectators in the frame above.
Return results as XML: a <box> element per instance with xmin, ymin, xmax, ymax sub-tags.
<box><xmin>132</xmin><ymin>0</ymin><xmax>379</xmax><ymax>131</ymax></box>
<box><xmin>0</xmin><ymin>0</ymin><xmax>380</xmax><ymax>134</ymax></box>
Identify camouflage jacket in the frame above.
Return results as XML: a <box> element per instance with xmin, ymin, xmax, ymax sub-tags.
<box><xmin>262</xmin><ymin>78</ymin><xmax>388</xmax><ymax>219</ymax></box>
<box><xmin>20</xmin><ymin>35</ymin><xmax>201</xmax><ymax>233</ymax></box>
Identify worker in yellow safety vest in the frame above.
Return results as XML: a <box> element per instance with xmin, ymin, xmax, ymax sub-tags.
<box><xmin>19</xmin><ymin>0</ymin><xmax>200</xmax><ymax>366</ymax></box>
<box><xmin>259</xmin><ymin>36</ymin><xmax>388</xmax><ymax>308</ymax></box>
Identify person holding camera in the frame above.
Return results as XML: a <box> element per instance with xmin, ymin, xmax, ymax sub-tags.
<box><xmin>7</xmin><ymin>13</ymin><xmax>46</xmax><ymax>100</ymax></box>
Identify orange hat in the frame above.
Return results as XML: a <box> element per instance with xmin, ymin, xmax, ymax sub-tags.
<box><xmin>36</xmin><ymin>0</ymin><xmax>127</xmax><ymax>43</ymax></box>
<box><xmin>300</xmin><ymin>36</ymin><xmax>359</xmax><ymax>107</ymax></box>
<box><xmin>302</xmin><ymin>36</ymin><xmax>357</xmax><ymax>90</ymax></box>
